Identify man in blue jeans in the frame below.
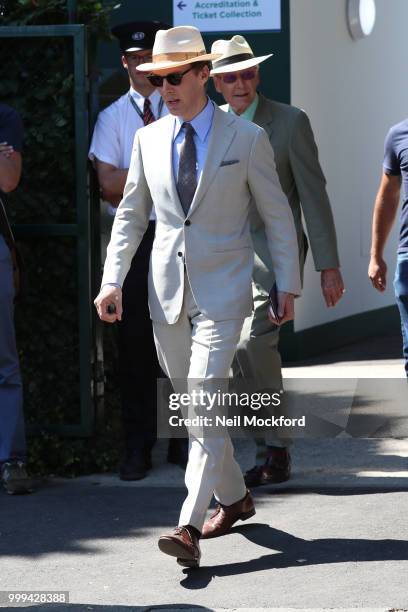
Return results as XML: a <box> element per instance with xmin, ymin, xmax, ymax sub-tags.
<box><xmin>0</xmin><ymin>102</ymin><xmax>33</xmax><ymax>493</ymax></box>
<box><xmin>369</xmin><ymin>118</ymin><xmax>408</xmax><ymax>376</ymax></box>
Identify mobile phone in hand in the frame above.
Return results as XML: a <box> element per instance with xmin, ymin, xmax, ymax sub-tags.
<box><xmin>268</xmin><ymin>282</ymin><xmax>280</xmax><ymax>324</ymax></box>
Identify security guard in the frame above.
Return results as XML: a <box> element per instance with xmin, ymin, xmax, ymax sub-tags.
<box><xmin>89</xmin><ymin>21</ymin><xmax>187</xmax><ymax>480</ymax></box>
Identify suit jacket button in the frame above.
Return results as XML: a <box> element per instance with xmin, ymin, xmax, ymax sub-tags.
<box><xmin>177</xmin><ymin>252</ymin><xmax>183</xmax><ymax>257</ymax></box>
<box><xmin>185</xmin><ymin>220</ymin><xmax>191</xmax><ymax>226</ymax></box>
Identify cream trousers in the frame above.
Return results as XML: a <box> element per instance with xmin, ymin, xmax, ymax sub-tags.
<box><xmin>153</xmin><ymin>274</ymin><xmax>247</xmax><ymax>531</ymax></box>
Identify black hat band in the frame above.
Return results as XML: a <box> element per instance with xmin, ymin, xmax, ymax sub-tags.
<box><xmin>213</xmin><ymin>52</ymin><xmax>254</xmax><ymax>69</ymax></box>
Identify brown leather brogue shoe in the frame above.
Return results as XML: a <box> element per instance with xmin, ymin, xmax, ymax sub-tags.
<box><xmin>201</xmin><ymin>491</ymin><xmax>255</xmax><ymax>539</ymax></box>
<box><xmin>244</xmin><ymin>448</ymin><xmax>291</xmax><ymax>487</ymax></box>
<box><xmin>158</xmin><ymin>526</ymin><xmax>201</xmax><ymax>568</ymax></box>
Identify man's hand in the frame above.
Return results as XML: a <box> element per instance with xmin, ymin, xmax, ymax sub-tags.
<box><xmin>368</xmin><ymin>173</ymin><xmax>401</xmax><ymax>293</ymax></box>
<box><xmin>94</xmin><ymin>285</ymin><xmax>123</xmax><ymax>323</ymax></box>
<box><xmin>368</xmin><ymin>256</ymin><xmax>387</xmax><ymax>292</ymax></box>
<box><xmin>321</xmin><ymin>268</ymin><xmax>345</xmax><ymax>307</ymax></box>
<box><xmin>267</xmin><ymin>291</ymin><xmax>295</xmax><ymax>326</ymax></box>
<box><xmin>0</xmin><ymin>145</ymin><xmax>22</xmax><ymax>193</ymax></box>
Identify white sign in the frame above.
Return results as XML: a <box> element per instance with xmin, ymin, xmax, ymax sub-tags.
<box><xmin>173</xmin><ymin>0</ymin><xmax>281</xmax><ymax>33</ymax></box>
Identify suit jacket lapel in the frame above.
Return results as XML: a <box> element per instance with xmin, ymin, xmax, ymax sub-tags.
<box><xmin>253</xmin><ymin>93</ymin><xmax>274</xmax><ymax>135</ymax></box>
<box><xmin>188</xmin><ymin>105</ymin><xmax>237</xmax><ymax>216</ymax></box>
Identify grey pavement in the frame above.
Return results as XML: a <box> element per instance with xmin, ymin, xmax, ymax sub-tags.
<box><xmin>1</xmin><ymin>335</ymin><xmax>407</xmax><ymax>611</ymax></box>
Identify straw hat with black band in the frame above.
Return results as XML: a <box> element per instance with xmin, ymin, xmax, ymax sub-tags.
<box><xmin>210</xmin><ymin>35</ymin><xmax>272</xmax><ymax>75</ymax></box>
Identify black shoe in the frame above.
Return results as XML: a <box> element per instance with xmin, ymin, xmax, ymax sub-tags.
<box><xmin>119</xmin><ymin>449</ymin><xmax>152</xmax><ymax>481</ymax></box>
<box><xmin>1</xmin><ymin>460</ymin><xmax>34</xmax><ymax>495</ymax></box>
<box><xmin>167</xmin><ymin>438</ymin><xmax>188</xmax><ymax>468</ymax></box>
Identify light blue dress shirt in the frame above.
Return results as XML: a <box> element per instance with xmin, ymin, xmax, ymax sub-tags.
<box><xmin>172</xmin><ymin>98</ymin><xmax>215</xmax><ymax>185</ymax></box>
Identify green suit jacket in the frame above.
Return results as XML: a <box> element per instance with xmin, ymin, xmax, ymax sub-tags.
<box><xmin>223</xmin><ymin>94</ymin><xmax>340</xmax><ymax>292</ymax></box>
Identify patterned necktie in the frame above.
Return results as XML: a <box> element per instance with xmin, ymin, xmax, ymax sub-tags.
<box><xmin>143</xmin><ymin>98</ymin><xmax>155</xmax><ymax>125</ymax></box>
<box><xmin>177</xmin><ymin>123</ymin><xmax>197</xmax><ymax>216</ymax></box>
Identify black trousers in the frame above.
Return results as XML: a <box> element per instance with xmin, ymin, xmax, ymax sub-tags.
<box><xmin>117</xmin><ymin>221</ymin><xmax>161</xmax><ymax>454</ymax></box>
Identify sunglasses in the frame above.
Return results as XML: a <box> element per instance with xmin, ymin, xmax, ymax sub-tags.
<box><xmin>146</xmin><ymin>67</ymin><xmax>193</xmax><ymax>87</ymax></box>
<box><xmin>218</xmin><ymin>69</ymin><xmax>257</xmax><ymax>84</ymax></box>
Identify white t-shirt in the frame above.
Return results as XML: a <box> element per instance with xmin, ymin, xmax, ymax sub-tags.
<box><xmin>89</xmin><ymin>87</ymin><xmax>168</xmax><ymax>218</ymax></box>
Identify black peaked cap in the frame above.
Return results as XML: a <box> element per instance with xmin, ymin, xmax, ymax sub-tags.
<box><xmin>111</xmin><ymin>21</ymin><xmax>170</xmax><ymax>53</ymax></box>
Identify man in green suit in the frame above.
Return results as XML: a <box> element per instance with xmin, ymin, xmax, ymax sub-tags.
<box><xmin>211</xmin><ymin>35</ymin><xmax>345</xmax><ymax>486</ymax></box>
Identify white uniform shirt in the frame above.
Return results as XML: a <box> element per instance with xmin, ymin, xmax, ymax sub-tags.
<box><xmin>89</xmin><ymin>87</ymin><xmax>168</xmax><ymax>219</ymax></box>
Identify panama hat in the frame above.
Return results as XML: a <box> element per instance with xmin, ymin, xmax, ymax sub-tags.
<box><xmin>210</xmin><ymin>35</ymin><xmax>272</xmax><ymax>75</ymax></box>
<box><xmin>137</xmin><ymin>26</ymin><xmax>221</xmax><ymax>72</ymax></box>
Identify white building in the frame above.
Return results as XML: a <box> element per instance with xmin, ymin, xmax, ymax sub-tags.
<box><xmin>289</xmin><ymin>0</ymin><xmax>407</xmax><ymax>356</ymax></box>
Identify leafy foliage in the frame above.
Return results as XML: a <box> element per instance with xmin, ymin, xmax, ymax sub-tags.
<box><xmin>2</xmin><ymin>0</ymin><xmax>117</xmax><ymax>34</ymax></box>
<box><xmin>1</xmin><ymin>0</ymin><xmax>122</xmax><ymax>476</ymax></box>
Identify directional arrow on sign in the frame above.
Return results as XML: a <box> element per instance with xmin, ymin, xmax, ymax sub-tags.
<box><xmin>177</xmin><ymin>1</ymin><xmax>187</xmax><ymax>9</ymax></box>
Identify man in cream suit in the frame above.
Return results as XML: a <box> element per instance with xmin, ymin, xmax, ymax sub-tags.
<box><xmin>94</xmin><ymin>26</ymin><xmax>301</xmax><ymax>568</ymax></box>
<box><xmin>211</xmin><ymin>36</ymin><xmax>344</xmax><ymax>486</ymax></box>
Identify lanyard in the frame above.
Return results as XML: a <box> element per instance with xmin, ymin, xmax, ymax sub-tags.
<box><xmin>128</xmin><ymin>93</ymin><xmax>164</xmax><ymax>122</ymax></box>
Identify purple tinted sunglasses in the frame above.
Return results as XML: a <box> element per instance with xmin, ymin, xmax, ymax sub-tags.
<box><xmin>219</xmin><ymin>69</ymin><xmax>257</xmax><ymax>84</ymax></box>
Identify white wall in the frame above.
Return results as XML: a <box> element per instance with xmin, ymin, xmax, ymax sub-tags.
<box><xmin>290</xmin><ymin>0</ymin><xmax>408</xmax><ymax>331</ymax></box>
